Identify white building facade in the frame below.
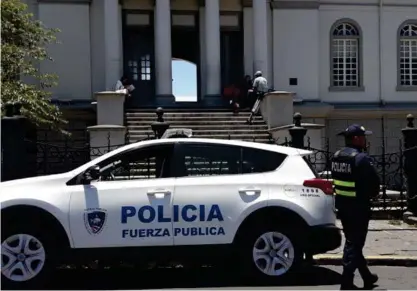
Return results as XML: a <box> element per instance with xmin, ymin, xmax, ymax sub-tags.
<box><xmin>25</xmin><ymin>0</ymin><xmax>417</xmax><ymax>151</ymax></box>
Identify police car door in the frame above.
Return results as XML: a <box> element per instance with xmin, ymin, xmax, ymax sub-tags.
<box><xmin>171</xmin><ymin>142</ymin><xmax>268</xmax><ymax>246</ymax></box>
<box><xmin>68</xmin><ymin>143</ymin><xmax>175</xmax><ymax>248</ymax></box>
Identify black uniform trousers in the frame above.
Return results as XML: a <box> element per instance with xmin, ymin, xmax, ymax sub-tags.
<box><xmin>338</xmin><ymin>209</ymin><xmax>370</xmax><ymax>275</ymax></box>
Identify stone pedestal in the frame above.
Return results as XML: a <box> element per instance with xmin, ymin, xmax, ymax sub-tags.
<box><xmin>268</xmin><ymin>113</ymin><xmax>325</xmax><ymax>150</ymax></box>
<box><xmin>88</xmin><ymin>125</ymin><xmax>126</xmax><ymax>160</ymax></box>
<box><xmin>94</xmin><ymin>91</ymin><xmax>125</xmax><ymax>126</ymax></box>
<box><xmin>260</xmin><ymin>91</ymin><xmax>294</xmax><ymax>129</ymax></box>
<box><xmin>288</xmin><ymin>113</ymin><xmax>308</xmax><ymax>149</ymax></box>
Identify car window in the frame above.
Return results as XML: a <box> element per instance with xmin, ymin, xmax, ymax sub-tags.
<box><xmin>176</xmin><ymin>144</ymin><xmax>241</xmax><ymax>177</ymax></box>
<box><xmin>96</xmin><ymin>144</ymin><xmax>174</xmax><ymax>181</ymax></box>
<box><xmin>241</xmin><ymin>147</ymin><xmax>287</xmax><ymax>174</ymax></box>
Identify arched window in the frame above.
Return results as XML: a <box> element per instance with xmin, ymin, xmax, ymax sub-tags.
<box><xmin>398</xmin><ymin>21</ymin><xmax>417</xmax><ymax>90</ymax></box>
<box><xmin>330</xmin><ymin>20</ymin><xmax>362</xmax><ymax>90</ymax></box>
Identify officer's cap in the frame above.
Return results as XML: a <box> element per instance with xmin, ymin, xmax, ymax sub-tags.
<box><xmin>337</xmin><ymin>124</ymin><xmax>373</xmax><ymax>137</ymax></box>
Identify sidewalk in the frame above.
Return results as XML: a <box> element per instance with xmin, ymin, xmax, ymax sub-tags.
<box><xmin>314</xmin><ymin>220</ymin><xmax>417</xmax><ymax>266</ymax></box>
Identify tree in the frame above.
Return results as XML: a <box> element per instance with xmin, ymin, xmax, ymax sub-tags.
<box><xmin>1</xmin><ymin>0</ymin><xmax>67</xmax><ymax>132</ymax></box>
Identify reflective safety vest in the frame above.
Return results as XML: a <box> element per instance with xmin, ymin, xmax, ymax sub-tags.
<box><xmin>331</xmin><ymin>148</ymin><xmax>359</xmax><ymax>198</ymax></box>
<box><xmin>333</xmin><ymin>179</ymin><xmax>356</xmax><ymax>197</ymax></box>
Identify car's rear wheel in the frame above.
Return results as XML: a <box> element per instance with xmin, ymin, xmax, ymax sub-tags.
<box><xmin>237</xmin><ymin>225</ymin><xmax>303</xmax><ymax>282</ymax></box>
<box><xmin>1</xmin><ymin>225</ymin><xmax>56</xmax><ymax>289</ymax></box>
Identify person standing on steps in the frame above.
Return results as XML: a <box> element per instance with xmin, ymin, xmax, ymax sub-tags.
<box><xmin>240</xmin><ymin>75</ymin><xmax>253</xmax><ymax>109</ymax></box>
<box><xmin>114</xmin><ymin>74</ymin><xmax>135</xmax><ymax>109</ymax></box>
<box><xmin>331</xmin><ymin>124</ymin><xmax>380</xmax><ymax>290</ymax></box>
<box><xmin>246</xmin><ymin>71</ymin><xmax>268</xmax><ymax>124</ymax></box>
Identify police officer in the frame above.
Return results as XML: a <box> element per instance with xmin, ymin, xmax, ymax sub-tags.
<box><xmin>331</xmin><ymin>124</ymin><xmax>380</xmax><ymax>290</ymax></box>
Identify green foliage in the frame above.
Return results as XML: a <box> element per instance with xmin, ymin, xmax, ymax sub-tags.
<box><xmin>1</xmin><ymin>0</ymin><xmax>67</xmax><ymax>133</ymax></box>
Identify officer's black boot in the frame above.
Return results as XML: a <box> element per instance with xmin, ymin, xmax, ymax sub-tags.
<box><xmin>340</xmin><ymin>272</ymin><xmax>358</xmax><ymax>290</ymax></box>
<box><xmin>359</xmin><ymin>267</ymin><xmax>378</xmax><ymax>289</ymax></box>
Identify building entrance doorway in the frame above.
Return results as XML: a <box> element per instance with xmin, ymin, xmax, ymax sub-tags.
<box><xmin>221</xmin><ymin>29</ymin><xmax>244</xmax><ymax>89</ymax></box>
<box><xmin>171</xmin><ymin>26</ymin><xmax>200</xmax><ymax>104</ymax></box>
<box><xmin>172</xmin><ymin>58</ymin><xmax>197</xmax><ymax>102</ymax></box>
<box><xmin>123</xmin><ymin>27</ymin><xmax>156</xmax><ymax>108</ymax></box>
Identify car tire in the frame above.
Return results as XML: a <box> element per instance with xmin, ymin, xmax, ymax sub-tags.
<box><xmin>1</xmin><ymin>220</ymin><xmax>57</xmax><ymax>290</ymax></box>
<box><xmin>236</xmin><ymin>224</ymin><xmax>303</xmax><ymax>282</ymax></box>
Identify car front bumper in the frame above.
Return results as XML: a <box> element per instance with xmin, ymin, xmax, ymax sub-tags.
<box><xmin>303</xmin><ymin>224</ymin><xmax>342</xmax><ymax>255</ymax></box>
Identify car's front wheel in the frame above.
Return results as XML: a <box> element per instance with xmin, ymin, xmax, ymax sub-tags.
<box><xmin>237</xmin><ymin>225</ymin><xmax>303</xmax><ymax>281</ymax></box>
<box><xmin>1</xmin><ymin>225</ymin><xmax>55</xmax><ymax>289</ymax></box>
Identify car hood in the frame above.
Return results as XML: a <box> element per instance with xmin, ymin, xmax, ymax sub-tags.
<box><xmin>0</xmin><ymin>173</ymin><xmax>73</xmax><ymax>201</ymax></box>
<box><xmin>1</xmin><ymin>173</ymin><xmax>74</xmax><ymax>221</ymax></box>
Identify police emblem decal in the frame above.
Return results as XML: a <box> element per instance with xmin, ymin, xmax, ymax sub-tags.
<box><xmin>84</xmin><ymin>208</ymin><xmax>107</xmax><ymax>235</ymax></box>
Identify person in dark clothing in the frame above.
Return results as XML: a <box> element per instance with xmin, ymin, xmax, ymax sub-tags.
<box><xmin>331</xmin><ymin>124</ymin><xmax>380</xmax><ymax>290</ymax></box>
<box><xmin>115</xmin><ymin>74</ymin><xmax>135</xmax><ymax>109</ymax></box>
<box><xmin>241</xmin><ymin>75</ymin><xmax>253</xmax><ymax>109</ymax></box>
<box><xmin>115</xmin><ymin>74</ymin><xmax>132</xmax><ymax>91</ymax></box>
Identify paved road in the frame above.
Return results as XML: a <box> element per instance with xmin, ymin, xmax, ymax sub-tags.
<box><xmin>44</xmin><ymin>265</ymin><xmax>417</xmax><ymax>290</ymax></box>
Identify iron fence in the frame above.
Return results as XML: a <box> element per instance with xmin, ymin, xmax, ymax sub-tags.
<box><xmin>7</xmin><ymin>128</ymin><xmax>413</xmax><ymax>215</ymax></box>
<box><xmin>298</xmin><ymin>137</ymin><xmax>410</xmax><ymax>213</ymax></box>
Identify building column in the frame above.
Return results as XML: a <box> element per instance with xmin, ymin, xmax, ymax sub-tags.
<box><xmin>204</xmin><ymin>0</ymin><xmax>221</xmax><ymax>102</ymax></box>
<box><xmin>253</xmin><ymin>0</ymin><xmax>269</xmax><ymax>81</ymax></box>
<box><xmin>103</xmin><ymin>0</ymin><xmax>122</xmax><ymax>90</ymax></box>
<box><xmin>243</xmin><ymin>7</ymin><xmax>254</xmax><ymax>77</ymax></box>
<box><xmin>154</xmin><ymin>0</ymin><xmax>173</xmax><ymax>103</ymax></box>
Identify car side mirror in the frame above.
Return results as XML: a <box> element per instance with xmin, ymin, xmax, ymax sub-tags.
<box><xmin>82</xmin><ymin>165</ymin><xmax>101</xmax><ymax>184</ymax></box>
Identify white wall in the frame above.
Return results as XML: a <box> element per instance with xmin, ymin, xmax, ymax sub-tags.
<box><xmin>90</xmin><ymin>0</ymin><xmax>123</xmax><ymax>92</ymax></box>
<box><xmin>90</xmin><ymin>0</ymin><xmax>105</xmax><ymax>93</ymax></box>
<box><xmin>243</xmin><ymin>7</ymin><xmax>254</xmax><ymax>77</ymax></box>
<box><xmin>199</xmin><ymin>7</ymin><xmax>207</xmax><ymax>97</ymax></box>
<box><xmin>273</xmin><ymin>9</ymin><xmax>320</xmax><ymax>100</ymax></box>
<box><xmin>318</xmin><ymin>5</ymin><xmax>380</xmax><ymax>103</ymax></box>
<box><xmin>39</xmin><ymin>3</ymin><xmax>92</xmax><ymax>100</ymax></box>
<box><xmin>267</xmin><ymin>6</ymin><xmax>274</xmax><ymax>88</ymax></box>
<box><xmin>34</xmin><ymin>1</ymin><xmax>416</xmax><ymax>103</ymax></box>
<box><xmin>271</xmin><ymin>3</ymin><xmax>417</xmax><ymax>104</ymax></box>
<box><xmin>381</xmin><ymin>6</ymin><xmax>417</xmax><ymax>102</ymax></box>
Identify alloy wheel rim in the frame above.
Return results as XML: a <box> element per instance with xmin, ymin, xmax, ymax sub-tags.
<box><xmin>252</xmin><ymin>231</ymin><xmax>295</xmax><ymax>276</ymax></box>
<box><xmin>1</xmin><ymin>234</ymin><xmax>46</xmax><ymax>282</ymax></box>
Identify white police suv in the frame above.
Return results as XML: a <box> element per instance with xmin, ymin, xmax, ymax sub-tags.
<box><xmin>1</xmin><ymin>138</ymin><xmax>341</xmax><ymax>288</ymax></box>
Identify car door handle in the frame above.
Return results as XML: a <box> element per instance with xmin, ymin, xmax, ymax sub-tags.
<box><xmin>238</xmin><ymin>188</ymin><xmax>261</xmax><ymax>196</ymax></box>
<box><xmin>147</xmin><ymin>189</ymin><xmax>171</xmax><ymax>197</ymax></box>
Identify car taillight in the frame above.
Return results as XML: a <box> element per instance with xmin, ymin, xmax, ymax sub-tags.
<box><xmin>303</xmin><ymin>178</ymin><xmax>334</xmax><ymax>195</ymax></box>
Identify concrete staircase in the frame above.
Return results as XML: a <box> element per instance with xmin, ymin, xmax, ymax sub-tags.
<box><xmin>125</xmin><ymin>110</ymin><xmax>274</xmax><ymax>144</ymax></box>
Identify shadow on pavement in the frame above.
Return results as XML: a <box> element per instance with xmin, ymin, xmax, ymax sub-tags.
<box><xmin>42</xmin><ymin>265</ymin><xmax>342</xmax><ymax>290</ymax></box>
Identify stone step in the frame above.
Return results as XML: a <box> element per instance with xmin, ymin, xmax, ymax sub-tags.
<box><xmin>126</xmin><ymin>119</ymin><xmax>266</xmax><ymax>125</ymax></box>
<box><xmin>128</xmin><ymin>129</ymin><xmax>269</xmax><ymax>135</ymax></box>
<box><xmin>125</xmin><ymin>111</ymin><xmax>252</xmax><ymax>117</ymax></box>
<box><xmin>126</xmin><ymin>116</ymin><xmax>264</xmax><ymax>123</ymax></box>
<box><xmin>127</xmin><ymin>125</ymin><xmax>269</xmax><ymax>131</ymax></box>
<box><xmin>126</xmin><ymin>110</ymin><xmax>270</xmax><ymax>144</ymax></box>
<box><xmin>127</xmin><ymin>108</ymin><xmax>248</xmax><ymax>113</ymax></box>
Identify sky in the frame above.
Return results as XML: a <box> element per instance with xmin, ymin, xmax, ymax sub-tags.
<box><xmin>172</xmin><ymin>59</ymin><xmax>197</xmax><ymax>102</ymax></box>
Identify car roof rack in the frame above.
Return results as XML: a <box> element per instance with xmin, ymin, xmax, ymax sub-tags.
<box><xmin>161</xmin><ymin>128</ymin><xmax>193</xmax><ymax>139</ymax></box>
